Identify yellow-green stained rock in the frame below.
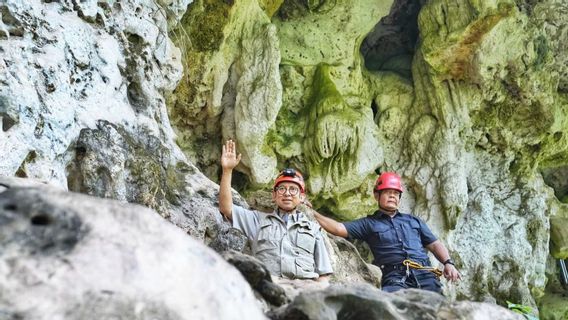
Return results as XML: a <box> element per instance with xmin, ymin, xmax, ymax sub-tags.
<box><xmin>167</xmin><ymin>0</ymin><xmax>568</xmax><ymax>310</ymax></box>
<box><xmin>258</xmin><ymin>0</ymin><xmax>284</xmax><ymax>17</ymax></box>
<box><xmin>274</xmin><ymin>0</ymin><xmax>393</xmax><ymax>66</ymax></box>
<box><xmin>538</xmin><ymin>291</ymin><xmax>568</xmax><ymax>320</ymax></box>
<box><xmin>550</xmin><ymin>217</ymin><xmax>568</xmax><ymax>259</ymax></box>
<box><xmin>419</xmin><ymin>2</ymin><xmax>515</xmax><ymax>79</ymax></box>
<box><xmin>304</xmin><ymin>65</ymin><xmax>382</xmax><ymax>198</ymax></box>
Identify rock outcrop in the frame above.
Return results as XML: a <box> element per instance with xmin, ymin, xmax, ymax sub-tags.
<box><xmin>0</xmin><ymin>177</ymin><xmax>265</xmax><ymax>320</ymax></box>
<box><xmin>1</xmin><ymin>0</ymin><xmax>567</xmax><ymax>318</ymax></box>
<box><xmin>169</xmin><ymin>0</ymin><xmax>568</xmax><ymax>312</ymax></box>
<box><xmin>271</xmin><ymin>284</ymin><xmax>525</xmax><ymax>320</ymax></box>
<box><xmin>0</xmin><ymin>178</ymin><xmax>531</xmax><ymax>319</ymax></box>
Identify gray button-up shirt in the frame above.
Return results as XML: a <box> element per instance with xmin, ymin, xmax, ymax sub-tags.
<box><xmin>232</xmin><ymin>205</ymin><xmax>333</xmax><ymax>279</ymax></box>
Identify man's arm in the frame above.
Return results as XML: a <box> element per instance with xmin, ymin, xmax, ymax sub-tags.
<box><xmin>313</xmin><ymin>212</ymin><xmax>348</xmax><ymax>238</ymax></box>
<box><xmin>219</xmin><ymin>140</ymin><xmax>241</xmax><ymax>221</ymax></box>
<box><xmin>425</xmin><ymin>240</ymin><xmax>461</xmax><ymax>282</ymax></box>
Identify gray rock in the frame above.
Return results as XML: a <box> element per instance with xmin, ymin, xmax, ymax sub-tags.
<box><xmin>0</xmin><ymin>0</ymin><xmax>184</xmax><ymax>188</ymax></box>
<box><xmin>223</xmin><ymin>250</ymin><xmax>289</xmax><ymax>307</ymax></box>
<box><xmin>0</xmin><ymin>177</ymin><xmax>265</xmax><ymax>320</ymax></box>
<box><xmin>271</xmin><ymin>284</ymin><xmax>524</xmax><ymax>320</ymax></box>
<box><xmin>66</xmin><ymin>119</ymin><xmax>249</xmax><ymax>253</ymax></box>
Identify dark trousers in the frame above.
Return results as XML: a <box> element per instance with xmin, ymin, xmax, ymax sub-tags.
<box><xmin>381</xmin><ymin>270</ymin><xmax>442</xmax><ymax>294</ymax></box>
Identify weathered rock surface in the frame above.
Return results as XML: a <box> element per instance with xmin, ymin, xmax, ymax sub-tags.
<box><xmin>170</xmin><ymin>0</ymin><xmax>568</xmax><ymax>312</ymax></box>
<box><xmin>270</xmin><ymin>284</ymin><xmax>525</xmax><ymax>320</ymax></box>
<box><xmin>65</xmin><ymin>118</ymin><xmax>249</xmax><ymax>251</ymax></box>
<box><xmin>223</xmin><ymin>250</ymin><xmax>289</xmax><ymax>307</ymax></box>
<box><xmin>0</xmin><ymin>0</ymin><xmax>185</xmax><ymax>185</ymax></box>
<box><xmin>170</xmin><ymin>0</ymin><xmax>282</xmax><ymax>184</ymax></box>
<box><xmin>0</xmin><ymin>176</ymin><xmax>265</xmax><ymax>320</ymax></box>
<box><xmin>1</xmin><ymin>0</ymin><xmax>568</xmax><ymax>318</ymax></box>
<box><xmin>0</xmin><ymin>0</ymin><xmax>256</xmax><ymax>267</ymax></box>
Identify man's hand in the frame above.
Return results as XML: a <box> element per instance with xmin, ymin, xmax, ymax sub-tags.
<box><xmin>219</xmin><ymin>139</ymin><xmax>241</xmax><ymax>220</ymax></box>
<box><xmin>443</xmin><ymin>263</ymin><xmax>461</xmax><ymax>282</ymax></box>
<box><xmin>221</xmin><ymin>139</ymin><xmax>241</xmax><ymax>171</ymax></box>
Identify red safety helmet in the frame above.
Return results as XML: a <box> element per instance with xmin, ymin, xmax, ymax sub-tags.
<box><xmin>374</xmin><ymin>172</ymin><xmax>403</xmax><ymax>193</ymax></box>
<box><xmin>274</xmin><ymin>168</ymin><xmax>305</xmax><ymax>193</ymax></box>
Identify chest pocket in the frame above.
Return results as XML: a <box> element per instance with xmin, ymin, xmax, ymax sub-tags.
<box><xmin>295</xmin><ymin>225</ymin><xmax>316</xmax><ymax>254</ymax></box>
<box><xmin>371</xmin><ymin>223</ymin><xmax>398</xmax><ymax>246</ymax></box>
<box><xmin>257</xmin><ymin>219</ymin><xmax>282</xmax><ymax>242</ymax></box>
<box><xmin>404</xmin><ymin>219</ymin><xmax>423</xmax><ymax>248</ymax></box>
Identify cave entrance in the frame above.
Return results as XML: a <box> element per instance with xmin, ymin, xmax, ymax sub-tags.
<box><xmin>360</xmin><ymin>0</ymin><xmax>425</xmax><ymax>79</ymax></box>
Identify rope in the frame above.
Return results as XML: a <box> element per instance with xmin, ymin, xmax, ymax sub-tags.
<box><xmin>402</xmin><ymin>259</ymin><xmax>443</xmax><ymax>278</ymax></box>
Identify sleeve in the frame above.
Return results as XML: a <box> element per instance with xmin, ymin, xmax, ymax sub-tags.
<box><xmin>416</xmin><ymin>216</ymin><xmax>438</xmax><ymax>246</ymax></box>
<box><xmin>313</xmin><ymin>227</ymin><xmax>333</xmax><ymax>275</ymax></box>
<box><xmin>231</xmin><ymin>205</ymin><xmax>261</xmax><ymax>242</ymax></box>
<box><xmin>343</xmin><ymin>218</ymin><xmax>369</xmax><ymax>240</ymax></box>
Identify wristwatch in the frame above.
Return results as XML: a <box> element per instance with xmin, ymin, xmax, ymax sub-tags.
<box><xmin>443</xmin><ymin>259</ymin><xmax>455</xmax><ymax>266</ymax></box>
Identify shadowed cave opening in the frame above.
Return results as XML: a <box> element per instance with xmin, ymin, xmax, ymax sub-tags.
<box><xmin>1</xmin><ymin>113</ymin><xmax>17</xmax><ymax>132</ymax></box>
<box><xmin>541</xmin><ymin>167</ymin><xmax>568</xmax><ymax>203</ymax></box>
<box><xmin>360</xmin><ymin>0</ymin><xmax>425</xmax><ymax>79</ymax></box>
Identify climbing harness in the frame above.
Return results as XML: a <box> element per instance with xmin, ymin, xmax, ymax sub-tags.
<box><xmin>402</xmin><ymin>259</ymin><xmax>443</xmax><ymax>278</ymax></box>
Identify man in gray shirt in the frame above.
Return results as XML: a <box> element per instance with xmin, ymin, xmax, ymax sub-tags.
<box><xmin>219</xmin><ymin>140</ymin><xmax>333</xmax><ymax>281</ymax></box>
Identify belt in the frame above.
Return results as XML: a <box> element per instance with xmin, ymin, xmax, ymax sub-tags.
<box><xmin>379</xmin><ymin>263</ymin><xmax>407</xmax><ymax>273</ymax></box>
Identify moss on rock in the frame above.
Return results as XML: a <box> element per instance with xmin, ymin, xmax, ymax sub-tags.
<box><xmin>274</xmin><ymin>0</ymin><xmax>392</xmax><ymax>66</ymax></box>
<box><xmin>303</xmin><ymin>64</ymin><xmax>381</xmax><ymax>198</ymax></box>
<box><xmin>550</xmin><ymin>217</ymin><xmax>568</xmax><ymax>259</ymax></box>
<box><xmin>181</xmin><ymin>0</ymin><xmax>232</xmax><ymax>52</ymax></box>
<box><xmin>538</xmin><ymin>291</ymin><xmax>568</xmax><ymax>320</ymax></box>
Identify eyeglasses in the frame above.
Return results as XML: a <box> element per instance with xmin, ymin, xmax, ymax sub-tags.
<box><xmin>274</xmin><ymin>185</ymin><xmax>300</xmax><ymax>196</ymax></box>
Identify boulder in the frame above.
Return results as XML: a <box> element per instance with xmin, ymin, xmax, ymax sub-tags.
<box><xmin>0</xmin><ymin>177</ymin><xmax>265</xmax><ymax>320</ymax></box>
<box><xmin>271</xmin><ymin>284</ymin><xmax>524</xmax><ymax>320</ymax></box>
<box><xmin>223</xmin><ymin>250</ymin><xmax>289</xmax><ymax>307</ymax></box>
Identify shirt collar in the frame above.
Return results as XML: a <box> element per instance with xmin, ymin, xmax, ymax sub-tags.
<box><xmin>374</xmin><ymin>209</ymin><xmax>399</xmax><ymax>219</ymax></box>
<box><xmin>274</xmin><ymin>209</ymin><xmax>303</xmax><ymax>223</ymax></box>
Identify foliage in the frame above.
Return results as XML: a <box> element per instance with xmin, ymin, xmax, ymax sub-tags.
<box><xmin>507</xmin><ymin>301</ymin><xmax>539</xmax><ymax>320</ymax></box>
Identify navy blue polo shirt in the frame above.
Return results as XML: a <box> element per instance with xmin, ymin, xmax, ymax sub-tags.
<box><xmin>343</xmin><ymin>210</ymin><xmax>437</xmax><ymax>266</ymax></box>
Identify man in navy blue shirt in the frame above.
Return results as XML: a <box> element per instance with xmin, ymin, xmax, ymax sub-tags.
<box><xmin>314</xmin><ymin>172</ymin><xmax>460</xmax><ymax>293</ymax></box>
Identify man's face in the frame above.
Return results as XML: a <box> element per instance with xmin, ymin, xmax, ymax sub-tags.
<box><xmin>272</xmin><ymin>181</ymin><xmax>304</xmax><ymax>212</ymax></box>
<box><xmin>375</xmin><ymin>189</ymin><xmax>401</xmax><ymax>212</ymax></box>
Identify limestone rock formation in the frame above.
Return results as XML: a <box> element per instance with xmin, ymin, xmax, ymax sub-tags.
<box><xmin>1</xmin><ymin>0</ymin><xmax>568</xmax><ymax>318</ymax></box>
<box><xmin>169</xmin><ymin>0</ymin><xmax>282</xmax><ymax>184</ymax></box>
<box><xmin>170</xmin><ymin>0</ymin><xmax>568</xmax><ymax>313</ymax></box>
<box><xmin>271</xmin><ymin>284</ymin><xmax>525</xmax><ymax>320</ymax></box>
<box><xmin>0</xmin><ymin>0</ymin><xmax>247</xmax><ymax>254</ymax></box>
<box><xmin>0</xmin><ymin>0</ymin><xmax>184</xmax><ymax>186</ymax></box>
<box><xmin>0</xmin><ymin>176</ymin><xmax>265</xmax><ymax>320</ymax></box>
<box><xmin>223</xmin><ymin>250</ymin><xmax>290</xmax><ymax>307</ymax></box>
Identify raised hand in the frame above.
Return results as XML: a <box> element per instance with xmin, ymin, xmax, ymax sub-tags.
<box><xmin>221</xmin><ymin>139</ymin><xmax>242</xmax><ymax>171</ymax></box>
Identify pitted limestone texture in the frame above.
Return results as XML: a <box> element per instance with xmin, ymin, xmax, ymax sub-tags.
<box><xmin>0</xmin><ymin>0</ymin><xmax>183</xmax><ymax>187</ymax></box>
<box><xmin>170</xmin><ymin>0</ymin><xmax>281</xmax><ymax>184</ymax></box>
<box><xmin>0</xmin><ymin>177</ymin><xmax>265</xmax><ymax>320</ymax></box>
<box><xmin>1</xmin><ymin>0</ymin><xmax>568</xmax><ymax>316</ymax></box>
<box><xmin>64</xmin><ymin>119</ymin><xmax>249</xmax><ymax>250</ymax></box>
<box><xmin>271</xmin><ymin>284</ymin><xmax>525</xmax><ymax>320</ymax></box>
<box><xmin>0</xmin><ymin>188</ymin><xmax>87</xmax><ymax>256</ymax></box>
<box><xmin>384</xmin><ymin>0</ymin><xmax>567</xmax><ymax>308</ymax></box>
<box><xmin>275</xmin><ymin>0</ymin><xmax>392</xmax><ymax>66</ymax></box>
